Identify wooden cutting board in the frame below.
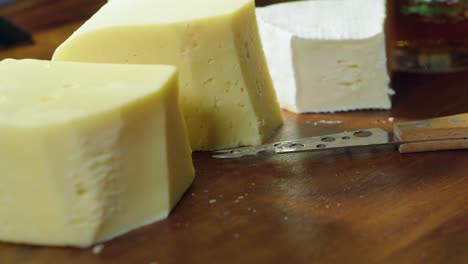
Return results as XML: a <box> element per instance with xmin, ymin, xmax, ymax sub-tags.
<box><xmin>0</xmin><ymin>1</ymin><xmax>467</xmax><ymax>263</ymax></box>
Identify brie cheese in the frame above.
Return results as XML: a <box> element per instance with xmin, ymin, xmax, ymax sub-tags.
<box><xmin>257</xmin><ymin>0</ymin><xmax>392</xmax><ymax>113</ymax></box>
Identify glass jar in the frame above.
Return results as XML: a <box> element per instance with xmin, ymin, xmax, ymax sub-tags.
<box><xmin>390</xmin><ymin>0</ymin><xmax>468</xmax><ymax>72</ymax></box>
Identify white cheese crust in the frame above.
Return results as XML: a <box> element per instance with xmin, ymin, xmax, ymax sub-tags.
<box><xmin>257</xmin><ymin>0</ymin><xmax>393</xmax><ymax>113</ymax></box>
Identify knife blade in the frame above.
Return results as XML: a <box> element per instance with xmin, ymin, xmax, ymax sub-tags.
<box><xmin>0</xmin><ymin>17</ymin><xmax>33</xmax><ymax>47</ymax></box>
<box><xmin>212</xmin><ymin>113</ymin><xmax>468</xmax><ymax>158</ymax></box>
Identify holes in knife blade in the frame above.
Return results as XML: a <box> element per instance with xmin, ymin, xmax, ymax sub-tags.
<box><xmin>316</xmin><ymin>144</ymin><xmax>327</xmax><ymax>149</ymax></box>
<box><xmin>274</xmin><ymin>142</ymin><xmax>305</xmax><ymax>149</ymax></box>
<box><xmin>290</xmin><ymin>143</ymin><xmax>305</xmax><ymax>148</ymax></box>
<box><xmin>321</xmin><ymin>137</ymin><xmax>336</xmax><ymax>142</ymax></box>
<box><xmin>342</xmin><ymin>136</ymin><xmax>351</xmax><ymax>140</ymax></box>
<box><xmin>353</xmin><ymin>131</ymin><xmax>373</xmax><ymax>138</ymax></box>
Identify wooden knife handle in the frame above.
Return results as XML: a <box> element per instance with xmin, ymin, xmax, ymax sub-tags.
<box><xmin>394</xmin><ymin>113</ymin><xmax>468</xmax><ymax>153</ymax></box>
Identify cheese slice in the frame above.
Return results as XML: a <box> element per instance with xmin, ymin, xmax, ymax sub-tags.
<box><xmin>257</xmin><ymin>0</ymin><xmax>392</xmax><ymax>113</ymax></box>
<box><xmin>0</xmin><ymin>59</ymin><xmax>194</xmax><ymax>247</ymax></box>
<box><xmin>52</xmin><ymin>0</ymin><xmax>283</xmax><ymax>151</ymax></box>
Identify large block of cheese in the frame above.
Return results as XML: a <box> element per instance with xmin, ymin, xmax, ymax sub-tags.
<box><xmin>0</xmin><ymin>59</ymin><xmax>194</xmax><ymax>247</ymax></box>
<box><xmin>257</xmin><ymin>0</ymin><xmax>392</xmax><ymax>113</ymax></box>
<box><xmin>52</xmin><ymin>0</ymin><xmax>283</xmax><ymax>151</ymax></box>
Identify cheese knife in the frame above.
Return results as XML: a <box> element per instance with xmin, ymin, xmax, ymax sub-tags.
<box><xmin>0</xmin><ymin>17</ymin><xmax>32</xmax><ymax>47</ymax></box>
<box><xmin>212</xmin><ymin>113</ymin><xmax>468</xmax><ymax>158</ymax></box>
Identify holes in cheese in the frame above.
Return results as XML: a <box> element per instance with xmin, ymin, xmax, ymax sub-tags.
<box><xmin>257</xmin><ymin>0</ymin><xmax>393</xmax><ymax>113</ymax></box>
<box><xmin>52</xmin><ymin>0</ymin><xmax>283</xmax><ymax>151</ymax></box>
<box><xmin>0</xmin><ymin>59</ymin><xmax>194</xmax><ymax>247</ymax></box>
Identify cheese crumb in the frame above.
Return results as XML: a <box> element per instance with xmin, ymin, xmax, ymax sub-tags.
<box><xmin>388</xmin><ymin>117</ymin><xmax>395</xmax><ymax>122</ymax></box>
<box><xmin>313</xmin><ymin>120</ymin><xmax>343</xmax><ymax>126</ymax></box>
<box><xmin>92</xmin><ymin>244</ymin><xmax>104</xmax><ymax>255</ymax></box>
<box><xmin>209</xmin><ymin>199</ymin><xmax>216</xmax><ymax>204</ymax></box>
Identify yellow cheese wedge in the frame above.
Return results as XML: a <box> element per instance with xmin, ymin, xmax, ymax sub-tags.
<box><xmin>52</xmin><ymin>0</ymin><xmax>283</xmax><ymax>151</ymax></box>
<box><xmin>0</xmin><ymin>59</ymin><xmax>194</xmax><ymax>247</ymax></box>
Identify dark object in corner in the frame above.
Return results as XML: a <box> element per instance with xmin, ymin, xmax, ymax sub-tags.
<box><xmin>0</xmin><ymin>17</ymin><xmax>32</xmax><ymax>47</ymax></box>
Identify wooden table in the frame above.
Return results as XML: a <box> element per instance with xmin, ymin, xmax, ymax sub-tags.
<box><xmin>0</xmin><ymin>1</ymin><xmax>467</xmax><ymax>263</ymax></box>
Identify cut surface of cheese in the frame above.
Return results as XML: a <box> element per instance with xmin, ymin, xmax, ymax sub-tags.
<box><xmin>0</xmin><ymin>59</ymin><xmax>194</xmax><ymax>247</ymax></box>
<box><xmin>257</xmin><ymin>0</ymin><xmax>392</xmax><ymax>113</ymax></box>
<box><xmin>53</xmin><ymin>0</ymin><xmax>283</xmax><ymax>151</ymax></box>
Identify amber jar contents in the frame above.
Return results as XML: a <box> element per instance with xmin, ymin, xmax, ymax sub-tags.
<box><xmin>389</xmin><ymin>0</ymin><xmax>468</xmax><ymax>72</ymax></box>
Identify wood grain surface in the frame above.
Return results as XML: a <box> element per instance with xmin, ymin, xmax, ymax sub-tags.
<box><xmin>0</xmin><ymin>1</ymin><xmax>467</xmax><ymax>264</ymax></box>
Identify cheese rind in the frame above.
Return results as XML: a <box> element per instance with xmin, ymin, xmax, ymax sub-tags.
<box><xmin>0</xmin><ymin>59</ymin><xmax>194</xmax><ymax>247</ymax></box>
<box><xmin>257</xmin><ymin>0</ymin><xmax>392</xmax><ymax>113</ymax></box>
<box><xmin>53</xmin><ymin>0</ymin><xmax>283</xmax><ymax>151</ymax></box>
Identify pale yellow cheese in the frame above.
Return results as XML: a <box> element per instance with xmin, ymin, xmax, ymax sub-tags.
<box><xmin>52</xmin><ymin>0</ymin><xmax>283</xmax><ymax>151</ymax></box>
<box><xmin>0</xmin><ymin>59</ymin><xmax>194</xmax><ymax>247</ymax></box>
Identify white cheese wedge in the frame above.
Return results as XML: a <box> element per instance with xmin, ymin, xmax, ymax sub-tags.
<box><xmin>52</xmin><ymin>0</ymin><xmax>283</xmax><ymax>151</ymax></box>
<box><xmin>0</xmin><ymin>59</ymin><xmax>194</xmax><ymax>247</ymax></box>
<box><xmin>257</xmin><ymin>0</ymin><xmax>392</xmax><ymax>113</ymax></box>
